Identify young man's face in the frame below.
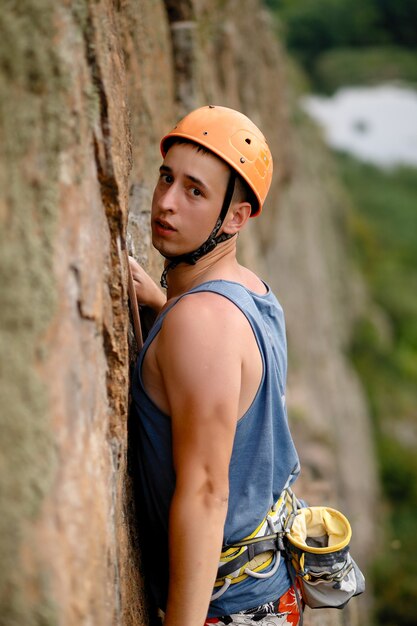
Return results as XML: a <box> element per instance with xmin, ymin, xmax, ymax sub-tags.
<box><xmin>151</xmin><ymin>142</ymin><xmax>231</xmax><ymax>258</ymax></box>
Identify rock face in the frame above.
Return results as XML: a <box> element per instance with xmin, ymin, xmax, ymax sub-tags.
<box><xmin>0</xmin><ymin>1</ymin><xmax>377</xmax><ymax>625</ymax></box>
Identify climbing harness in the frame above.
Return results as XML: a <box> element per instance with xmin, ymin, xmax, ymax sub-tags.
<box><xmin>212</xmin><ymin>487</ymin><xmax>365</xmax><ymax>623</ymax></box>
<box><xmin>158</xmin><ymin>105</ymin><xmax>273</xmax><ymax>288</ymax></box>
<box><xmin>212</xmin><ymin>488</ymin><xmax>300</xmax><ymax>601</ymax></box>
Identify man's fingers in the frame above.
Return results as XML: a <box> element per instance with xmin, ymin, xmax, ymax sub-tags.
<box><xmin>128</xmin><ymin>256</ymin><xmax>144</xmax><ymax>283</ymax></box>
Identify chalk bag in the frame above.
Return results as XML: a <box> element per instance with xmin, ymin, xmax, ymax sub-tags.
<box><xmin>285</xmin><ymin>506</ymin><xmax>365</xmax><ymax>609</ymax></box>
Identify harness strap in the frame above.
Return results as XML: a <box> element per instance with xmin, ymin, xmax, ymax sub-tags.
<box><xmin>217</xmin><ymin>536</ymin><xmax>280</xmax><ymax>578</ymax></box>
<box><xmin>212</xmin><ymin>487</ymin><xmax>299</xmax><ymax>601</ymax></box>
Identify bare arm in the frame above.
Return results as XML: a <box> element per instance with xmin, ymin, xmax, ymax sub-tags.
<box><xmin>157</xmin><ymin>293</ymin><xmax>244</xmax><ymax>626</ymax></box>
<box><xmin>128</xmin><ymin>255</ymin><xmax>166</xmax><ymax>312</ymax></box>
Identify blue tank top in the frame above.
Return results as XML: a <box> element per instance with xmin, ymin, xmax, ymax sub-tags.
<box><xmin>131</xmin><ymin>280</ymin><xmax>300</xmax><ymax>616</ymax></box>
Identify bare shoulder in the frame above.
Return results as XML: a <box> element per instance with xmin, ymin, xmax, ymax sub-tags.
<box><xmin>155</xmin><ymin>288</ymin><xmax>262</xmax><ymax>421</ymax></box>
<box><xmin>161</xmin><ymin>291</ymin><xmax>248</xmax><ymax>342</ymax></box>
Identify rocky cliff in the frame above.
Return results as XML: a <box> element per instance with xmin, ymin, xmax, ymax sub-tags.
<box><xmin>0</xmin><ymin>1</ymin><xmax>377</xmax><ymax>625</ymax></box>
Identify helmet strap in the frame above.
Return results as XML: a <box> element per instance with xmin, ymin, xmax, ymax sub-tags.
<box><xmin>160</xmin><ymin>172</ymin><xmax>237</xmax><ymax>288</ymax></box>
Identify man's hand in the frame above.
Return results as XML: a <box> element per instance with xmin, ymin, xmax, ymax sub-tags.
<box><xmin>128</xmin><ymin>256</ymin><xmax>166</xmax><ymax>313</ymax></box>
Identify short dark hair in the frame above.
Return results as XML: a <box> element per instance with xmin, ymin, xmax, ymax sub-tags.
<box><xmin>165</xmin><ymin>137</ymin><xmax>257</xmax><ymax>213</ymax></box>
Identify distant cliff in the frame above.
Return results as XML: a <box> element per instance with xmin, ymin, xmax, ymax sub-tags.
<box><xmin>0</xmin><ymin>1</ymin><xmax>377</xmax><ymax>625</ymax></box>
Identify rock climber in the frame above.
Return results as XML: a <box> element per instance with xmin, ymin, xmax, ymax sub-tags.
<box><xmin>129</xmin><ymin>105</ymin><xmax>302</xmax><ymax>626</ymax></box>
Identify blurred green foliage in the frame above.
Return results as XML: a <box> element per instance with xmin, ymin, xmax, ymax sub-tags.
<box><xmin>339</xmin><ymin>155</ymin><xmax>417</xmax><ymax>625</ymax></box>
<box><xmin>314</xmin><ymin>46</ymin><xmax>417</xmax><ymax>92</ymax></box>
<box><xmin>264</xmin><ymin>0</ymin><xmax>417</xmax><ymax>89</ymax></box>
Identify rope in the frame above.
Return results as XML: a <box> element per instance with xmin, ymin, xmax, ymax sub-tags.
<box><xmin>127</xmin><ymin>256</ymin><xmax>143</xmax><ymax>350</ymax></box>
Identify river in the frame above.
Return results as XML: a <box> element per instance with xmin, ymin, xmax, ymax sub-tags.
<box><xmin>301</xmin><ymin>83</ymin><xmax>417</xmax><ymax>168</ymax></box>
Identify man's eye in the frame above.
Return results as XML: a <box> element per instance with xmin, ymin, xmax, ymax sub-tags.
<box><xmin>161</xmin><ymin>174</ymin><xmax>173</xmax><ymax>184</ymax></box>
<box><xmin>191</xmin><ymin>187</ymin><xmax>201</xmax><ymax>197</ymax></box>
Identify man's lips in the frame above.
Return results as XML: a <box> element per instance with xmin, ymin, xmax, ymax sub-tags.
<box><xmin>153</xmin><ymin>217</ymin><xmax>177</xmax><ymax>237</ymax></box>
<box><xmin>154</xmin><ymin>217</ymin><xmax>176</xmax><ymax>231</ymax></box>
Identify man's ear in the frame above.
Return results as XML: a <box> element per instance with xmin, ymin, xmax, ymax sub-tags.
<box><xmin>222</xmin><ymin>202</ymin><xmax>252</xmax><ymax>235</ymax></box>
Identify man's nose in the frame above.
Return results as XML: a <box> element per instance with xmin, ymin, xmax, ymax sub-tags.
<box><xmin>158</xmin><ymin>182</ymin><xmax>180</xmax><ymax>213</ymax></box>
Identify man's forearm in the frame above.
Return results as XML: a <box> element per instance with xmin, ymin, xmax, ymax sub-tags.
<box><xmin>164</xmin><ymin>487</ymin><xmax>228</xmax><ymax>626</ymax></box>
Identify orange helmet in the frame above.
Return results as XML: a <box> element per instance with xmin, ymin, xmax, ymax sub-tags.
<box><xmin>160</xmin><ymin>105</ymin><xmax>273</xmax><ymax>216</ymax></box>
